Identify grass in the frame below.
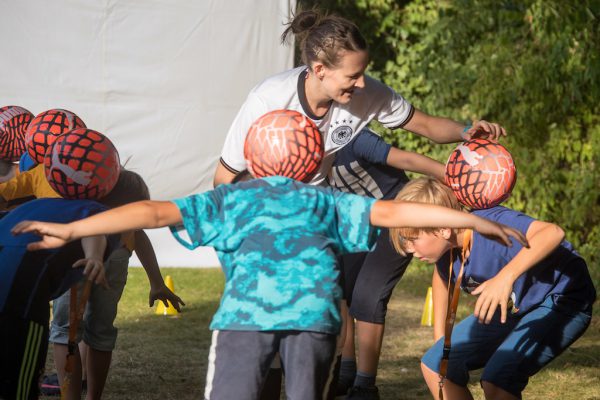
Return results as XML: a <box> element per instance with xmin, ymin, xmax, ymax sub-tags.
<box><xmin>42</xmin><ymin>266</ymin><xmax>600</xmax><ymax>400</ymax></box>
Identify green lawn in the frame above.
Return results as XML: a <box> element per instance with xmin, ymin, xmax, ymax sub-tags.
<box><xmin>42</xmin><ymin>266</ymin><xmax>600</xmax><ymax>400</ymax></box>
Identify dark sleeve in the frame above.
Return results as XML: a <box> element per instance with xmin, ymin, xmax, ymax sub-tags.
<box><xmin>350</xmin><ymin>130</ymin><xmax>392</xmax><ymax>165</ymax></box>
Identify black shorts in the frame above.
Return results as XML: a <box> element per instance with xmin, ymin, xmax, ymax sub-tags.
<box><xmin>340</xmin><ymin>229</ymin><xmax>412</xmax><ymax>324</ymax></box>
<box><xmin>0</xmin><ymin>313</ymin><xmax>48</xmax><ymax>400</ymax></box>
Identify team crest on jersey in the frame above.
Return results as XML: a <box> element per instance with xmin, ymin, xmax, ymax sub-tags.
<box><xmin>331</xmin><ymin>125</ymin><xmax>353</xmax><ymax>145</ymax></box>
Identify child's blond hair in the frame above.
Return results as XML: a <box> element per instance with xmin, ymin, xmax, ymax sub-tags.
<box><xmin>390</xmin><ymin>177</ymin><xmax>463</xmax><ymax>254</ymax></box>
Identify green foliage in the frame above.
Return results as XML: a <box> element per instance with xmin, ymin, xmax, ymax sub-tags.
<box><xmin>298</xmin><ymin>0</ymin><xmax>600</xmax><ymax>277</ymax></box>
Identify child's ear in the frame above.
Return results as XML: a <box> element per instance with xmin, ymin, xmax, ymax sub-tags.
<box><xmin>439</xmin><ymin>228</ymin><xmax>452</xmax><ymax>240</ymax></box>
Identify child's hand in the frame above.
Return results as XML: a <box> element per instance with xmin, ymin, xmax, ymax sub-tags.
<box><xmin>473</xmin><ymin>219</ymin><xmax>529</xmax><ymax>248</ymax></box>
<box><xmin>149</xmin><ymin>283</ymin><xmax>185</xmax><ymax>312</ymax></box>
<box><xmin>471</xmin><ymin>271</ymin><xmax>514</xmax><ymax>324</ymax></box>
<box><xmin>73</xmin><ymin>258</ymin><xmax>109</xmax><ymax>289</ymax></box>
<box><xmin>11</xmin><ymin>220</ymin><xmax>74</xmax><ymax>250</ymax></box>
<box><xmin>464</xmin><ymin>120</ymin><xmax>507</xmax><ymax>141</ymax></box>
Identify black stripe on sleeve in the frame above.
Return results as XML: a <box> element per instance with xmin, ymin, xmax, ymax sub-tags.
<box><xmin>220</xmin><ymin>158</ymin><xmax>240</xmax><ymax>174</ymax></box>
<box><xmin>389</xmin><ymin>104</ymin><xmax>415</xmax><ymax>130</ymax></box>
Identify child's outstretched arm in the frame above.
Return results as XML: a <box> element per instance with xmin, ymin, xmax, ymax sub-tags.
<box><xmin>134</xmin><ymin>230</ymin><xmax>185</xmax><ymax>312</ymax></box>
<box><xmin>370</xmin><ymin>200</ymin><xmax>529</xmax><ymax>248</ymax></box>
<box><xmin>11</xmin><ymin>200</ymin><xmax>183</xmax><ymax>250</ymax></box>
<box><xmin>386</xmin><ymin>148</ymin><xmax>445</xmax><ymax>181</ymax></box>
<box><xmin>471</xmin><ymin>220</ymin><xmax>564</xmax><ymax>324</ymax></box>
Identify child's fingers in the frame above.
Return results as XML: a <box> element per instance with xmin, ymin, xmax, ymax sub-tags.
<box><xmin>500</xmin><ymin>300</ymin><xmax>508</xmax><ymax>323</ymax></box>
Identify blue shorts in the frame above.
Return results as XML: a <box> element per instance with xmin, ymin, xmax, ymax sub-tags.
<box><xmin>422</xmin><ymin>295</ymin><xmax>592</xmax><ymax>398</ymax></box>
<box><xmin>49</xmin><ymin>247</ymin><xmax>130</xmax><ymax>352</ymax></box>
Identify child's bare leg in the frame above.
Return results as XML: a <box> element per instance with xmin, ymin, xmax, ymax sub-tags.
<box><xmin>54</xmin><ymin>343</ymin><xmax>83</xmax><ymax>400</ymax></box>
<box><xmin>421</xmin><ymin>362</ymin><xmax>473</xmax><ymax>400</ymax></box>
<box><xmin>481</xmin><ymin>381</ymin><xmax>519</xmax><ymax>400</ymax></box>
<box><xmin>85</xmin><ymin>347</ymin><xmax>112</xmax><ymax>400</ymax></box>
<box><xmin>354</xmin><ymin>320</ymin><xmax>384</xmax><ymax>375</ymax></box>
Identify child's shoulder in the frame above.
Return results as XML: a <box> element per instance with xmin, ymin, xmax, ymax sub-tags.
<box><xmin>472</xmin><ymin>205</ymin><xmax>536</xmax><ymax>226</ymax></box>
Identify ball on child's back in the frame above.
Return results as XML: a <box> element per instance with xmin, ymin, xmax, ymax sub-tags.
<box><xmin>445</xmin><ymin>138</ymin><xmax>517</xmax><ymax>209</ymax></box>
<box><xmin>26</xmin><ymin>108</ymin><xmax>86</xmax><ymax>164</ymax></box>
<box><xmin>244</xmin><ymin>109</ymin><xmax>323</xmax><ymax>183</ymax></box>
<box><xmin>0</xmin><ymin>105</ymin><xmax>34</xmax><ymax>162</ymax></box>
<box><xmin>44</xmin><ymin>128</ymin><xmax>120</xmax><ymax>200</ymax></box>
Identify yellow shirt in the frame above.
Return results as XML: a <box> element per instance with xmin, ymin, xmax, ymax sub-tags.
<box><xmin>0</xmin><ymin>164</ymin><xmax>60</xmax><ymax>203</ymax></box>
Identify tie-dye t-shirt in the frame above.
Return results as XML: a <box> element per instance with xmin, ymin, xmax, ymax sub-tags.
<box><xmin>170</xmin><ymin>176</ymin><xmax>378</xmax><ymax>334</ymax></box>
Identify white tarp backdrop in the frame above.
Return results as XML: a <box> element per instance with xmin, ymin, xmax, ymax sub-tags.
<box><xmin>1</xmin><ymin>0</ymin><xmax>295</xmax><ymax>266</ymax></box>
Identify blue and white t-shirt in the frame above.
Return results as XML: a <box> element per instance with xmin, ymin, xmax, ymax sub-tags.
<box><xmin>328</xmin><ymin>129</ymin><xmax>409</xmax><ymax>200</ymax></box>
<box><xmin>170</xmin><ymin>176</ymin><xmax>378</xmax><ymax>334</ymax></box>
<box><xmin>437</xmin><ymin>206</ymin><xmax>596</xmax><ymax>316</ymax></box>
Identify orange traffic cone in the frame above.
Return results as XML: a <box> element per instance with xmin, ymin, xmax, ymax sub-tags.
<box><xmin>155</xmin><ymin>275</ymin><xmax>179</xmax><ymax>316</ymax></box>
<box><xmin>421</xmin><ymin>286</ymin><xmax>434</xmax><ymax>326</ymax></box>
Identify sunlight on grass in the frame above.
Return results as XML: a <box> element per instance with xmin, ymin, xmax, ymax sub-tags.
<box><xmin>41</xmin><ymin>265</ymin><xmax>599</xmax><ymax>400</ymax></box>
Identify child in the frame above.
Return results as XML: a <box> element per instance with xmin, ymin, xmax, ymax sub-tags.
<box><xmin>0</xmin><ymin>197</ymin><xmax>110</xmax><ymax>400</ymax></box>
<box><xmin>328</xmin><ymin>128</ymin><xmax>444</xmax><ymax>399</ymax></box>
<box><xmin>48</xmin><ymin>170</ymin><xmax>184</xmax><ymax>400</ymax></box>
<box><xmin>390</xmin><ymin>177</ymin><xmax>596</xmax><ymax>400</ymax></box>
<box><xmin>12</xmin><ymin>171</ymin><xmax>527</xmax><ymax>400</ymax></box>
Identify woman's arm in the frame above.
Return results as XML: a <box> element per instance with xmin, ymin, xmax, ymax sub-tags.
<box><xmin>386</xmin><ymin>148</ymin><xmax>445</xmax><ymax>181</ymax></box>
<box><xmin>471</xmin><ymin>220</ymin><xmax>564</xmax><ymax>323</ymax></box>
<box><xmin>403</xmin><ymin>109</ymin><xmax>506</xmax><ymax>143</ymax></box>
<box><xmin>12</xmin><ymin>200</ymin><xmax>183</xmax><ymax>250</ymax></box>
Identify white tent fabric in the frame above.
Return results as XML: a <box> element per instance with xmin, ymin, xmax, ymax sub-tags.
<box><xmin>1</xmin><ymin>0</ymin><xmax>295</xmax><ymax>266</ymax></box>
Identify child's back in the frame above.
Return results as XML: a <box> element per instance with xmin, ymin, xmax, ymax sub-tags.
<box><xmin>173</xmin><ymin>175</ymin><xmax>377</xmax><ymax>333</ymax></box>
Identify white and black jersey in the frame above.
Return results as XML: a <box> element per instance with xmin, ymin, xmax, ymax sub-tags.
<box><xmin>220</xmin><ymin>66</ymin><xmax>414</xmax><ymax>184</ymax></box>
<box><xmin>327</xmin><ymin>129</ymin><xmax>409</xmax><ymax>200</ymax></box>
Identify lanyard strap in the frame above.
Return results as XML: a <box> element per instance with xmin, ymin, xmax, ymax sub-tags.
<box><xmin>438</xmin><ymin>229</ymin><xmax>472</xmax><ymax>400</ymax></box>
<box><xmin>61</xmin><ymin>280</ymin><xmax>93</xmax><ymax>399</ymax></box>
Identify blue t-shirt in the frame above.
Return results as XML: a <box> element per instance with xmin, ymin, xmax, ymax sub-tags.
<box><xmin>327</xmin><ymin>129</ymin><xmax>409</xmax><ymax>200</ymax></box>
<box><xmin>437</xmin><ymin>206</ymin><xmax>596</xmax><ymax>316</ymax></box>
<box><xmin>170</xmin><ymin>176</ymin><xmax>378</xmax><ymax>334</ymax></box>
<box><xmin>0</xmin><ymin>198</ymin><xmax>109</xmax><ymax>325</ymax></box>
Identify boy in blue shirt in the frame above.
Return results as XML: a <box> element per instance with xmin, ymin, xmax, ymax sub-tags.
<box><xmin>12</xmin><ymin>173</ymin><xmax>527</xmax><ymax>400</ymax></box>
<box><xmin>390</xmin><ymin>177</ymin><xmax>595</xmax><ymax>400</ymax></box>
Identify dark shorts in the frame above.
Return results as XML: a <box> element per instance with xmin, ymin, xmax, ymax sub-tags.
<box><xmin>204</xmin><ymin>330</ymin><xmax>337</xmax><ymax>400</ymax></box>
<box><xmin>421</xmin><ymin>295</ymin><xmax>592</xmax><ymax>398</ymax></box>
<box><xmin>0</xmin><ymin>313</ymin><xmax>48</xmax><ymax>400</ymax></box>
<box><xmin>340</xmin><ymin>229</ymin><xmax>412</xmax><ymax>324</ymax></box>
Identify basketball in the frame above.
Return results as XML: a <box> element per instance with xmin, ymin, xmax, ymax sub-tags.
<box><xmin>445</xmin><ymin>138</ymin><xmax>517</xmax><ymax>209</ymax></box>
<box><xmin>244</xmin><ymin>109</ymin><xmax>323</xmax><ymax>182</ymax></box>
<box><xmin>44</xmin><ymin>128</ymin><xmax>120</xmax><ymax>200</ymax></box>
<box><xmin>26</xmin><ymin>108</ymin><xmax>86</xmax><ymax>164</ymax></box>
<box><xmin>0</xmin><ymin>105</ymin><xmax>34</xmax><ymax>161</ymax></box>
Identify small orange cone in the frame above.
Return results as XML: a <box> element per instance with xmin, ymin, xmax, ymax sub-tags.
<box><xmin>421</xmin><ymin>286</ymin><xmax>434</xmax><ymax>326</ymax></box>
<box><xmin>155</xmin><ymin>275</ymin><xmax>179</xmax><ymax>316</ymax></box>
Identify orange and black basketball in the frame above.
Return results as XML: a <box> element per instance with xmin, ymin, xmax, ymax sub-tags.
<box><xmin>445</xmin><ymin>138</ymin><xmax>517</xmax><ymax>209</ymax></box>
<box><xmin>26</xmin><ymin>108</ymin><xmax>86</xmax><ymax>164</ymax></box>
<box><xmin>44</xmin><ymin>128</ymin><xmax>120</xmax><ymax>200</ymax></box>
<box><xmin>0</xmin><ymin>105</ymin><xmax>34</xmax><ymax>161</ymax></box>
<box><xmin>244</xmin><ymin>110</ymin><xmax>323</xmax><ymax>183</ymax></box>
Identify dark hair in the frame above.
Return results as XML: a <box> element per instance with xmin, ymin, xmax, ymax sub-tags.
<box><xmin>99</xmin><ymin>169</ymin><xmax>150</xmax><ymax>208</ymax></box>
<box><xmin>0</xmin><ymin>160</ymin><xmax>13</xmax><ymax>177</ymax></box>
<box><xmin>232</xmin><ymin>169</ymin><xmax>253</xmax><ymax>184</ymax></box>
<box><xmin>281</xmin><ymin>9</ymin><xmax>367</xmax><ymax>68</ymax></box>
